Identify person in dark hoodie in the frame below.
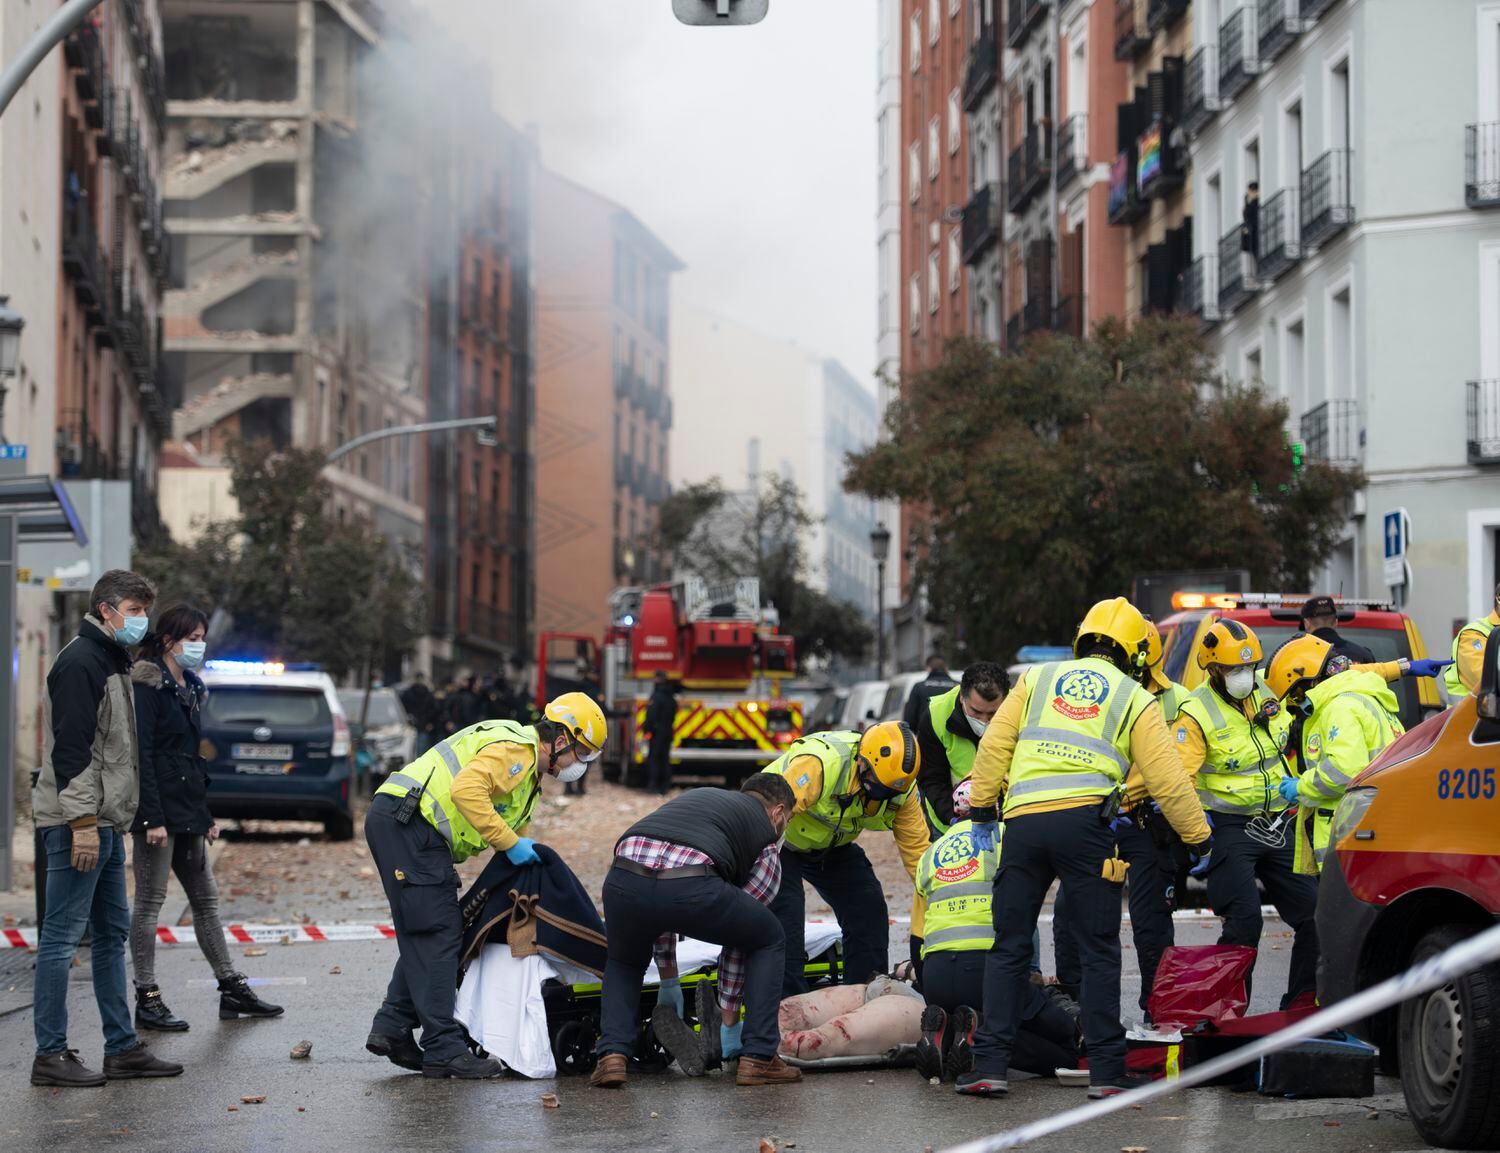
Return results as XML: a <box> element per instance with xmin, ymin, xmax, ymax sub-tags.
<box><xmin>128</xmin><ymin>603</ymin><xmax>282</xmax><ymax>1033</ymax></box>
<box><xmin>30</xmin><ymin>570</ymin><xmax>183</xmax><ymax>1088</ymax></box>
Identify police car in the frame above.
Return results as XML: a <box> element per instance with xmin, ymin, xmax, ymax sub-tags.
<box><xmin>199</xmin><ymin>660</ymin><xmax>356</xmax><ymax>841</ymax></box>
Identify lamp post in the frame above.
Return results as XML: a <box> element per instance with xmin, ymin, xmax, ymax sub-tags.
<box><xmin>870</xmin><ymin>521</ymin><xmax>891</xmax><ymax>678</ymax></box>
<box><xmin>0</xmin><ymin>296</ymin><xmax>24</xmax><ymax>441</ymax></box>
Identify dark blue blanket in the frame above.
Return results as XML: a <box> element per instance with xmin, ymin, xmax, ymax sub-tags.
<box><xmin>458</xmin><ymin>844</ymin><xmax>608</xmax><ymax>978</ymax></box>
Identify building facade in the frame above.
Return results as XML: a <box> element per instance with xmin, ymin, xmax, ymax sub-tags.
<box><xmin>532</xmin><ymin>166</ymin><xmax>680</xmax><ymax>640</ymax></box>
<box><xmin>1189</xmin><ymin>0</ymin><xmax>1500</xmax><ymax>648</ymax></box>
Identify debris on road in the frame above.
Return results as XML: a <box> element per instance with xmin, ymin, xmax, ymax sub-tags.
<box><xmin>244</xmin><ymin>947</ymin><xmax>267</xmax><ymax>957</ymax></box>
<box><xmin>758</xmin><ymin>1140</ymin><xmax>775</xmax><ymax>1153</ymax></box>
<box><xmin>328</xmin><ymin>965</ymin><xmax>342</xmax><ymax>975</ymax></box>
<box><xmin>227</xmin><ymin>1106</ymin><xmax>238</xmax><ymax>1112</ymax></box>
<box><xmin>540</xmin><ymin>1093</ymin><xmax>560</xmax><ymax>1109</ymax></box>
<box><xmin>241</xmin><ymin>1095</ymin><xmax>267</xmax><ymax>1105</ymax></box>
<box><xmin>290</xmin><ymin>1040</ymin><xmax>312</xmax><ymax>1059</ymax></box>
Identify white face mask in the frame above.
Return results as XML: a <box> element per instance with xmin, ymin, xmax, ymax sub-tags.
<box><xmin>554</xmin><ymin>760</ymin><xmax>587</xmax><ymax>784</ymax></box>
<box><xmin>1223</xmin><ymin>667</ymin><xmax>1257</xmax><ymax>700</ymax></box>
<box><xmin>965</xmin><ymin>712</ymin><xmax>989</xmax><ymax>737</ymax></box>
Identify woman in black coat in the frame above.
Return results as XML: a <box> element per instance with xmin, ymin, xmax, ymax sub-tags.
<box><xmin>128</xmin><ymin>603</ymin><xmax>283</xmax><ymax>1030</ymax></box>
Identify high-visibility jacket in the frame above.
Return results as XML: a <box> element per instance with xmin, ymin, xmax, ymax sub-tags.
<box><xmin>1292</xmin><ymin>670</ymin><xmax>1403</xmax><ymax>874</ymax></box>
<box><xmin>763</xmin><ymin>731</ymin><xmax>906</xmax><ymax>853</ymax></box>
<box><xmin>1123</xmin><ymin>679</ymin><xmax>1191</xmax><ymax>810</ymax></box>
<box><xmin>1446</xmin><ymin>613</ymin><xmax>1498</xmax><ymax>698</ymax></box>
<box><xmin>1177</xmin><ymin>677</ymin><xmax>1292</xmax><ymax>817</ymax></box>
<box><xmin>1003</xmin><ymin>658</ymin><xmax>1155</xmax><ymax>818</ymax></box>
<box><xmin>922</xmin><ymin>686</ymin><xmax>977</xmax><ymax>833</ymax></box>
<box><xmin>914</xmin><ymin>819</ymin><xmax>999</xmax><ymax>957</ymax></box>
<box><xmin>376</xmin><ymin>720</ymin><xmax>540</xmax><ymax>863</ymax></box>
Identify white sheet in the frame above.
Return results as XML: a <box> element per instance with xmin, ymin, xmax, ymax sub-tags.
<box><xmin>454</xmin><ymin>922</ymin><xmax>845</xmax><ymax>1079</ymax></box>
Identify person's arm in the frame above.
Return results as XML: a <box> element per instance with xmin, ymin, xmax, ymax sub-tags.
<box><xmin>890</xmin><ymin>785</ymin><xmax>932</xmax><ymax>881</ymax></box>
<box><xmin>719</xmin><ymin>845</ymin><xmax>781</xmax><ymax>1018</ymax></box>
<box><xmin>132</xmin><ymin>681</ymin><xmax>164</xmax><ymax>830</ymax></box>
<box><xmin>448</xmin><ymin>741</ymin><xmax>536</xmax><ymax>852</ymax></box>
<box><xmin>1131</xmin><ymin>706</ymin><xmax>1211</xmax><ymax>846</ymax></box>
<box><xmin>915</xmin><ymin>708</ymin><xmax>955</xmax><ymax>827</ymax></box>
<box><xmin>1456</xmin><ymin>627</ymin><xmax>1490</xmax><ymax>694</ymax></box>
<box><xmin>1354</xmin><ymin>660</ymin><xmax>1403</xmax><ymax>683</ymax></box>
<box><xmin>968</xmin><ymin>683</ymin><xmax>1025</xmax><ymax>816</ymax></box>
<box><xmin>652</xmin><ymin>932</ymin><xmax>678</xmax><ymax>981</ymax></box>
<box><xmin>1171</xmin><ymin>713</ymin><xmax>1208</xmax><ymax>778</ymax></box>
<box><xmin>1299</xmin><ymin>701</ymin><xmax>1371</xmax><ymax>808</ymax></box>
<box><xmin>49</xmin><ymin>657</ymin><xmax>108</xmax><ymax>827</ymax></box>
<box><xmin>914</xmin><ymin>842</ymin><xmax>936</xmax><ymax>900</ymax></box>
<box><xmin>782</xmin><ymin>755</ymin><xmax>825</xmax><ymax>814</ymax></box>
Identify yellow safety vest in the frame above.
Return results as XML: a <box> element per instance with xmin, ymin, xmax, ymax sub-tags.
<box><xmin>1176</xmin><ymin>679</ymin><xmax>1292</xmax><ymax>817</ymax></box>
<box><xmin>1158</xmin><ymin>681</ymin><xmax>1190</xmax><ymax>725</ymax></box>
<box><xmin>1446</xmin><ymin>614</ymin><xmax>1497</xmax><ymax>698</ymax></box>
<box><xmin>923</xmin><ymin>686</ymin><xmax>977</xmax><ymax>834</ymax></box>
<box><xmin>376</xmin><ymin>720</ymin><xmax>541</xmax><ymax>863</ymax></box>
<box><xmin>763</xmin><ymin>731</ymin><xmax>905</xmax><ymax>853</ymax></box>
<box><xmin>915</xmin><ymin>819</ymin><xmax>999</xmax><ymax>957</ymax></box>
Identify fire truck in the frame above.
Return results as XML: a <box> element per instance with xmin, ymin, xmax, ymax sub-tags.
<box><xmin>535</xmin><ymin>577</ymin><xmax>802</xmax><ymax>788</ymax></box>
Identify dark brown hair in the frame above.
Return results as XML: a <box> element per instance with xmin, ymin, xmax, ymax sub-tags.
<box><xmin>140</xmin><ymin>603</ymin><xmax>209</xmax><ymax>663</ymax></box>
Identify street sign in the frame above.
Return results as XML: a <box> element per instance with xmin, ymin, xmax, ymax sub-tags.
<box><xmin>0</xmin><ymin>445</ymin><xmax>27</xmax><ymax>459</ymax></box>
<box><xmin>1382</xmin><ymin>508</ymin><xmax>1408</xmax><ymax>588</ymax></box>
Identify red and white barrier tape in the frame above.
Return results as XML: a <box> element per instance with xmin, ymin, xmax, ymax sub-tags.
<box><xmin>2</xmin><ymin>922</ymin><xmax>397</xmax><ymax>948</ymax></box>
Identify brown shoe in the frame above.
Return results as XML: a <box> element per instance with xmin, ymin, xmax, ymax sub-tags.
<box><xmin>736</xmin><ymin>1055</ymin><xmax>803</xmax><ymax>1086</ymax></box>
<box><xmin>589</xmin><ymin>1052</ymin><xmax>627</xmax><ymax>1089</ymax></box>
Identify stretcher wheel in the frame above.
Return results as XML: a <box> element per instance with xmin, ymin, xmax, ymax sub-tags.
<box><xmin>552</xmin><ymin>1019</ymin><xmax>598</xmax><ymax>1076</ymax></box>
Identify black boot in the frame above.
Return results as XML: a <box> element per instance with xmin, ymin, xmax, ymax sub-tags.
<box><xmin>135</xmin><ymin>984</ymin><xmax>189</xmax><ymax>1032</ymax></box>
<box><xmin>218</xmin><ymin>973</ymin><xmax>284</xmax><ymax>1020</ymax></box>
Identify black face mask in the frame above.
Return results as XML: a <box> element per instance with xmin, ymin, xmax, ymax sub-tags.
<box><xmin>859</xmin><ymin>767</ymin><xmax>903</xmax><ymax>803</ymax></box>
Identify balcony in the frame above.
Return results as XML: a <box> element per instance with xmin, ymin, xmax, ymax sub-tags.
<box><xmin>1053</xmin><ymin>294</ymin><xmax>1085</xmax><ymax>338</ymax></box>
<box><xmin>1148</xmin><ymin>0</ymin><xmax>1190</xmax><ymax>30</ymax></box>
<box><xmin>961</xmin><ymin>183</ymin><xmax>1001</xmax><ymax>265</ymax></box>
<box><xmin>1056</xmin><ymin>115</ymin><xmax>1087</xmax><ymax>189</ymax></box>
<box><xmin>1218</xmin><ymin>7</ymin><xmax>1258</xmax><ymax>105</ymax></box>
<box><xmin>1467</xmin><ymin>124</ymin><xmax>1500</xmax><ymax>208</ymax></box>
<box><xmin>615</xmin><ymin>455</ymin><xmax>634</xmax><ymax>488</ymax></box>
<box><xmin>62</xmin><ymin>203</ymin><xmax>107</xmax><ymax>318</ymax></box>
<box><xmin>1256</xmin><ymin>188</ymin><xmax>1301</xmax><ymax>283</ymax></box>
<box><xmin>963</xmin><ymin>26</ymin><xmax>999</xmax><ymax>113</ymax></box>
<box><xmin>1300</xmin><ymin>399</ymin><xmax>1361</xmax><ymax>468</ymax></box>
<box><xmin>57</xmin><ymin>410</ymin><xmax>109</xmax><ymax>480</ymax></box>
<box><xmin>1137</xmin><ymin>120</ymin><xmax>1185</xmax><ymax>200</ymax></box>
<box><xmin>1108</xmin><ymin>148</ymin><xmax>1147</xmax><ymax>225</ymax></box>
<box><xmin>1007</xmin><ymin>0</ymin><xmax>1048</xmax><ymax>48</ymax></box>
<box><xmin>632</xmin><ymin>460</ymin><xmax>648</xmax><ymax>494</ymax></box>
<box><xmin>1300</xmin><ymin>0</ymin><xmax>1338</xmax><ymax>22</ymax></box>
<box><xmin>1217</xmin><ymin>225</ymin><xmax>1258</xmax><ymax>315</ymax></box>
<box><xmin>1181</xmin><ymin>255</ymin><xmax>1222</xmax><ymax>327</ymax></box>
<box><xmin>1257</xmin><ymin>0</ymin><xmax>1301</xmax><ymax>66</ymax></box>
<box><xmin>1115</xmin><ymin>0</ymin><xmax>1150</xmax><ymax>60</ymax></box>
<box><xmin>1184</xmin><ymin>46</ymin><xmax>1220</xmax><ymax>136</ymax></box>
<box><xmin>1007</xmin><ymin>125</ymin><xmax>1052</xmax><ymax>214</ymax></box>
<box><xmin>65</xmin><ymin>21</ymin><xmax>105</xmax><ymax>109</ymax></box>
<box><xmin>465</xmin><ymin>599</ymin><xmax>517</xmax><ymax>651</ymax></box>
<box><xmin>1300</xmin><ymin>149</ymin><xmax>1354</xmax><ymax>251</ymax></box>
<box><xmin>1468</xmin><ymin>380</ymin><xmax>1500</xmax><ymax>464</ymax></box>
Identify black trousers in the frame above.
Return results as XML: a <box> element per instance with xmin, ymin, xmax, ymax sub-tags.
<box><xmin>922</xmin><ymin>950</ymin><xmax>1079</xmax><ymax>1075</ymax></box>
<box><xmin>771</xmin><ymin>842</ymin><xmax>889</xmax><ymax>997</ymax></box>
<box><xmin>1053</xmin><ymin>816</ymin><xmax>1175</xmax><ymax>1012</ymax></box>
<box><xmin>1205</xmin><ymin>811</ymin><xmax>1320</xmax><ymax>1006</ymax></box>
<box><xmin>365</xmin><ymin>794</ymin><xmax>468</xmax><ymax>1063</ymax></box>
<box><xmin>973</xmin><ymin>803</ymin><xmax>1127</xmax><ymax>1085</ymax></box>
<box><xmin>597</xmin><ymin>866</ymin><xmax>784</xmax><ymax>1060</ymax></box>
<box><xmin>644</xmin><ymin>737</ymin><xmax>673</xmax><ymax>794</ymax></box>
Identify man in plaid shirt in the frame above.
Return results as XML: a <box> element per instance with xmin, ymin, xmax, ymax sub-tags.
<box><xmin>591</xmin><ymin>776</ymin><xmax>801</xmax><ymax>1089</ymax></box>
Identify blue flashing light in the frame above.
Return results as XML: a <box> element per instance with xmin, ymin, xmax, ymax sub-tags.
<box><xmin>1014</xmin><ymin>645</ymin><xmax>1074</xmax><ymax>664</ymax></box>
<box><xmin>205</xmin><ymin>659</ymin><xmax>286</xmax><ymax>676</ymax></box>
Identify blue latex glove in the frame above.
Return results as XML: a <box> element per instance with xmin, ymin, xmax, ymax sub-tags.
<box><xmin>971</xmin><ymin>821</ymin><xmax>999</xmax><ymax>853</ymax></box>
<box><xmin>721</xmin><ymin>1020</ymin><xmax>744</xmax><ymax>1059</ymax></box>
<box><xmin>504</xmin><ymin>837</ymin><xmax>540</xmax><ymax>866</ymax></box>
<box><xmin>656</xmin><ymin>977</ymin><xmax>684</xmax><ymax>1018</ymax></box>
<box><xmin>1406</xmin><ymin>658</ymin><xmax>1454</xmax><ymax>678</ymax></box>
<box><xmin>1189</xmin><ymin>850</ymin><xmax>1211</xmax><ymax>878</ymax></box>
<box><xmin>1278</xmin><ymin>777</ymin><xmax>1301</xmax><ymax>804</ymax></box>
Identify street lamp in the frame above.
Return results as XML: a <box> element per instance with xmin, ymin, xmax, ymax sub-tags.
<box><xmin>870</xmin><ymin>521</ymin><xmax>891</xmax><ymax>678</ymax></box>
<box><xmin>0</xmin><ymin>296</ymin><xmax>25</xmax><ymax>442</ymax></box>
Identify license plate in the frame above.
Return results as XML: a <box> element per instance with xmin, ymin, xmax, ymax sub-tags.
<box><xmin>231</xmin><ymin>743</ymin><xmax>292</xmax><ymax>760</ymax></box>
<box><xmin>234</xmin><ymin>762</ymin><xmax>289</xmax><ymax>776</ymax></box>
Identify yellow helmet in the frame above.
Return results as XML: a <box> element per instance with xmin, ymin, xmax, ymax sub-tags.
<box><xmin>857</xmin><ymin>720</ymin><xmax>919</xmax><ymax>799</ymax></box>
<box><xmin>544</xmin><ymin>692</ymin><xmax>608</xmax><ymax>762</ymax></box>
<box><xmin>1074</xmin><ymin>597</ymin><xmax>1152</xmax><ymax>672</ymax></box>
<box><xmin>1195</xmin><ymin>619</ymin><xmax>1264</xmax><ymax>671</ymax></box>
<box><xmin>1264</xmin><ymin>634</ymin><xmax>1334</xmax><ymax>701</ymax></box>
<box><xmin>1143</xmin><ymin>621</ymin><xmax>1172</xmax><ymax>694</ymax></box>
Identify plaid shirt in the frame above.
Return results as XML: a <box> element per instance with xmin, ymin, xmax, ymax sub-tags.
<box><xmin>616</xmin><ymin>837</ymin><xmax>782</xmax><ymax>1018</ymax></box>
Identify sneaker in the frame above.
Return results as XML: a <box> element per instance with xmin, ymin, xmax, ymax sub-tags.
<box><xmin>696</xmin><ymin>981</ymin><xmax>723</xmax><ymax>1071</ymax></box>
<box><xmin>735</xmin><ymin>1055</ymin><xmax>802</xmax><ymax>1086</ymax></box>
<box><xmin>1088</xmin><ymin>1072</ymin><xmax>1152</xmax><ymax>1099</ymax></box>
<box><xmin>651</xmin><ymin>1004</ymin><xmax>706</xmax><ymax>1077</ymax></box>
<box><xmin>944</xmin><ymin>1005</ymin><xmax>979</xmax><ymax>1081</ymax></box>
<box><xmin>365</xmin><ymin>1030</ymin><xmax>423</xmax><ymax>1072</ymax></box>
<box><xmin>914</xmin><ymin>1005</ymin><xmax>948</xmax><ymax>1082</ymax></box>
<box><xmin>421</xmin><ymin>1051</ymin><xmax>505</xmax><ymax>1079</ymax></box>
<box><xmin>31</xmin><ymin>1050</ymin><xmax>106</xmax><ymax>1088</ymax></box>
<box><xmin>954</xmin><ymin>1069</ymin><xmax>1009</xmax><ymax>1097</ymax></box>
<box><xmin>589</xmin><ymin>1051</ymin><xmax>627</xmax><ymax>1089</ymax></box>
<box><xmin>102</xmin><ymin>1042</ymin><xmax>185</xmax><ymax>1080</ymax></box>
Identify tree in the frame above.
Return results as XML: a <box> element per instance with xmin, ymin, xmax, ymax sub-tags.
<box><xmin>843</xmin><ymin>317</ymin><xmax>1363</xmax><ymax>662</ymax></box>
<box><xmin>134</xmin><ymin>441</ymin><xmax>425</xmax><ymax>678</ymax></box>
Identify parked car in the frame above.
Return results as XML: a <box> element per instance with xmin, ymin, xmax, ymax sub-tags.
<box><xmin>1316</xmin><ymin>629</ymin><xmax>1500</xmax><ymax>1149</ymax></box>
<box><xmin>200</xmin><ymin>661</ymin><xmax>355</xmax><ymax>841</ymax></box>
<box><xmin>338</xmin><ymin>687</ymin><xmax>417</xmax><ymax>779</ymax></box>
<box><xmin>842</xmin><ymin>680</ymin><xmax>889</xmax><ymax>733</ymax></box>
<box><xmin>804</xmin><ymin>686</ymin><xmax>850</xmax><ymax>733</ymax></box>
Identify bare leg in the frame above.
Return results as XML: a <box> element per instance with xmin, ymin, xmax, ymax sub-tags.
<box><xmin>779</xmin><ymin>995</ymin><xmax>923</xmax><ymax>1060</ymax></box>
<box><xmin>777</xmin><ymin>984</ymin><xmax>869</xmax><ymax>1033</ymax></box>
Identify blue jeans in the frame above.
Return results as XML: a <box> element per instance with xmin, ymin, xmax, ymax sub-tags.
<box><xmin>34</xmin><ymin>825</ymin><xmax>137</xmax><ymax>1058</ymax></box>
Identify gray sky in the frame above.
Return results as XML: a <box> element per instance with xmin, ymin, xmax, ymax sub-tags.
<box><xmin>414</xmin><ymin>1</ymin><xmax>878</xmax><ymax>388</ymax></box>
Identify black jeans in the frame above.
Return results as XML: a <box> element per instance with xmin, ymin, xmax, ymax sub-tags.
<box><xmin>1052</xmin><ymin>816</ymin><xmax>1174</xmax><ymax>1012</ymax></box>
<box><xmin>365</xmin><ymin>794</ymin><xmax>468</xmax><ymax>1063</ymax></box>
<box><xmin>597</xmin><ymin>866</ymin><xmax>784</xmax><ymax>1060</ymax></box>
<box><xmin>973</xmin><ymin>803</ymin><xmax>1127</xmax><ymax>1085</ymax></box>
<box><xmin>770</xmin><ymin>842</ymin><xmax>889</xmax><ymax>996</ymax></box>
<box><xmin>1205</xmin><ymin>811</ymin><xmax>1320</xmax><ymax>1006</ymax></box>
<box><xmin>923</xmin><ymin>950</ymin><xmax>1079</xmax><ymax>1075</ymax></box>
<box><xmin>644</xmin><ymin>737</ymin><xmax>672</xmax><ymax>794</ymax></box>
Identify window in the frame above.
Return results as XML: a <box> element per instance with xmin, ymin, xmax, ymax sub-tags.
<box><xmin>929</xmin><ymin>0</ymin><xmax>941</xmax><ymax>44</ymax></box>
<box><xmin>1282</xmin><ymin>98</ymin><xmax>1304</xmax><ymax>190</ymax></box>
<box><xmin>1329</xmin><ymin>282</ymin><xmax>1352</xmax><ymax>399</ymax></box>
<box><xmin>910</xmin><ymin>12</ymin><xmax>921</xmax><ymax>71</ymax></box>
<box><xmin>1283</xmin><ymin>314</ymin><xmax>1307</xmax><ymax>425</ymax></box>
<box><xmin>928</xmin><ymin>116</ymin><xmax>941</xmax><ymax>180</ymax></box>
<box><xmin>908</xmin><ymin>141</ymin><xmax>921</xmax><ymax>201</ymax></box>
<box><xmin>947</xmin><ymin>229</ymin><xmax>961</xmax><ymax>293</ymax></box>
<box><xmin>909</xmin><ymin>273</ymin><xmax>922</xmax><ymax>332</ymax></box>
<box><xmin>927</xmin><ymin>249</ymin><xmax>941</xmax><ymax>313</ymax></box>
<box><xmin>1328</xmin><ymin>55</ymin><xmax>1350</xmax><ymax>151</ymax></box>
<box><xmin>1244</xmin><ymin>344</ymin><xmax>1263</xmax><ymax>386</ymax></box>
<box><xmin>947</xmin><ymin>88</ymin><xmax>961</xmax><ymax>155</ymax></box>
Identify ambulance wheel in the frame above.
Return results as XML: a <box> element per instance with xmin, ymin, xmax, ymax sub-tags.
<box><xmin>552</xmin><ymin>1020</ymin><xmax>597</xmax><ymax>1076</ymax></box>
<box><xmin>1399</xmin><ymin>925</ymin><xmax>1500</xmax><ymax>1149</ymax></box>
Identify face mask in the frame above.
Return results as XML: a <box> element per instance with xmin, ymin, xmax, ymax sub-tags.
<box><xmin>1292</xmin><ymin>697</ymin><xmax>1315</xmax><ymax>718</ymax></box>
<box><xmin>110</xmin><ymin>610</ymin><xmax>148</xmax><ymax>648</ymax></box>
<box><xmin>554</xmin><ymin>760</ymin><xmax>587</xmax><ymax>784</ymax></box>
<box><xmin>965</xmin><ymin>712</ymin><xmax>989</xmax><ymax>737</ymax></box>
<box><xmin>1223</xmin><ymin>667</ymin><xmax>1257</xmax><ymax>700</ymax></box>
<box><xmin>177</xmin><ymin>641</ymin><xmax>207</xmax><ymax>669</ymax></box>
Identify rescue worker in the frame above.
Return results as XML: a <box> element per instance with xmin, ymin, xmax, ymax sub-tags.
<box><xmin>1297</xmin><ymin>595</ymin><xmax>1375</xmax><ymax>664</ymax></box>
<box><xmin>363</xmin><ymin>692</ymin><xmax>607</xmax><ymax>1078</ymax></box>
<box><xmin>1446</xmin><ymin>582</ymin><xmax>1500</xmax><ymax>698</ymax></box>
<box><xmin>903</xmin><ymin>654</ymin><xmax>957</xmax><ymax>730</ymax></box>
<box><xmin>1173</xmin><ymin>620</ymin><xmax>1318</xmax><ymax>1008</ymax></box>
<box><xmin>1265</xmin><ymin>636</ymin><xmax>1403</xmax><ymax>875</ymax></box>
<box><xmin>915</xmin><ymin>662</ymin><xmax>1009</xmax><ymax>835</ymax></box>
<box><xmin>957</xmin><ymin>598</ymin><xmax>1212</xmax><ymax>1100</ymax></box>
<box><xmin>763</xmin><ymin>720</ymin><xmax>930</xmax><ymax>997</ymax></box>
<box><xmin>641</xmin><ymin>670</ymin><xmax>678</xmax><ymax>795</ymax></box>
<box><xmin>914</xmin><ymin>780</ymin><xmax>1080</xmax><ymax>1084</ymax></box>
